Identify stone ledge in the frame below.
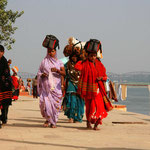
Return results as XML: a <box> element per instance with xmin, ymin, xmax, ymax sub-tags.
<box><xmin>113</xmin><ymin>104</ymin><xmax>127</xmax><ymax>111</ymax></box>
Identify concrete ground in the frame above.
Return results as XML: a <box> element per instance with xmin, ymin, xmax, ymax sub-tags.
<box><xmin>0</xmin><ymin>96</ymin><xmax>150</xmax><ymax>150</ymax></box>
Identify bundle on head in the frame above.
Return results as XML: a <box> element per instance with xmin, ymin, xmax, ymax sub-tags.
<box><xmin>63</xmin><ymin>45</ymin><xmax>73</xmax><ymax>57</ymax></box>
<box><xmin>68</xmin><ymin>37</ymin><xmax>86</xmax><ymax>49</ymax></box>
<box><xmin>63</xmin><ymin>37</ymin><xmax>87</xmax><ymax>60</ymax></box>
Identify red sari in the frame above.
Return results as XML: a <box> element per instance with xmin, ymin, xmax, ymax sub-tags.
<box><xmin>75</xmin><ymin>59</ymin><xmax>112</xmax><ymax>125</ymax></box>
<box><xmin>11</xmin><ymin>75</ymin><xmax>19</xmax><ymax>100</ymax></box>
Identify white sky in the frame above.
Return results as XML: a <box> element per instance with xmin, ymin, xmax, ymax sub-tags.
<box><xmin>4</xmin><ymin>0</ymin><xmax>150</xmax><ymax>74</ymax></box>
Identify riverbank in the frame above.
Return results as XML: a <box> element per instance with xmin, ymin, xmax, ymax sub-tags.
<box><xmin>0</xmin><ymin>96</ymin><xmax>150</xmax><ymax>150</ymax></box>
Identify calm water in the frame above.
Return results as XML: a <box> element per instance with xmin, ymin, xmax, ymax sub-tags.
<box><xmin>114</xmin><ymin>87</ymin><xmax>150</xmax><ymax>116</ymax></box>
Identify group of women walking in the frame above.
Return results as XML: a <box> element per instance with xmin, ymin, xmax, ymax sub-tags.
<box><xmin>37</xmin><ymin>36</ymin><xmax>113</xmax><ymax>130</ymax></box>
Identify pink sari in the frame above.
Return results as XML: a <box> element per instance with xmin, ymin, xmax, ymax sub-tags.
<box><xmin>37</xmin><ymin>54</ymin><xmax>64</xmax><ymax>125</ymax></box>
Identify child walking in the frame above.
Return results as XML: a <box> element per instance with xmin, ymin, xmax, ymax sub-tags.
<box><xmin>63</xmin><ymin>53</ymin><xmax>84</xmax><ymax>123</ymax></box>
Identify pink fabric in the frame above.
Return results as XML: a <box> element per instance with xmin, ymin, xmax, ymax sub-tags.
<box><xmin>37</xmin><ymin>53</ymin><xmax>64</xmax><ymax>125</ymax></box>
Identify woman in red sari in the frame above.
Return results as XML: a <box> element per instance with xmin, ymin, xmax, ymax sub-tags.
<box><xmin>11</xmin><ymin>66</ymin><xmax>19</xmax><ymax>101</ymax></box>
<box><xmin>75</xmin><ymin>48</ymin><xmax>112</xmax><ymax>130</ymax></box>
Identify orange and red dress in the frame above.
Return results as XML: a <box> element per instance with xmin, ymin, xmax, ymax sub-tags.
<box><xmin>75</xmin><ymin>59</ymin><xmax>112</xmax><ymax>125</ymax></box>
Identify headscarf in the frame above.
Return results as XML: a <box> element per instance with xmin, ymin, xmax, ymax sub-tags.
<box><xmin>77</xmin><ymin>59</ymin><xmax>107</xmax><ymax>99</ymax></box>
<box><xmin>12</xmin><ymin>66</ymin><xmax>19</xmax><ymax>74</ymax></box>
<box><xmin>37</xmin><ymin>51</ymin><xmax>63</xmax><ymax>95</ymax></box>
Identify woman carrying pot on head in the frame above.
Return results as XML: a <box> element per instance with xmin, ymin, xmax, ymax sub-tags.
<box><xmin>11</xmin><ymin>66</ymin><xmax>20</xmax><ymax>101</ymax></box>
<box><xmin>75</xmin><ymin>39</ymin><xmax>113</xmax><ymax>130</ymax></box>
<box><xmin>37</xmin><ymin>35</ymin><xmax>65</xmax><ymax>128</ymax></box>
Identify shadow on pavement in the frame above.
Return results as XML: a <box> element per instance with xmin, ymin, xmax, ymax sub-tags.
<box><xmin>0</xmin><ymin>138</ymin><xmax>143</xmax><ymax>150</ymax></box>
<box><xmin>11</xmin><ymin>118</ymin><xmax>43</xmax><ymax>123</ymax></box>
<box><xmin>23</xmin><ymin>117</ymin><xmax>43</xmax><ymax>120</ymax></box>
<box><xmin>6</xmin><ymin>122</ymin><xmax>87</xmax><ymax>130</ymax></box>
<box><xmin>58</xmin><ymin>118</ymin><xmax>86</xmax><ymax>122</ymax></box>
<box><xmin>6</xmin><ymin>123</ymin><xmax>43</xmax><ymax>128</ymax></box>
<box><xmin>56</xmin><ymin>124</ymin><xmax>87</xmax><ymax>130</ymax></box>
<box><xmin>17</xmin><ymin>108</ymin><xmax>40</xmax><ymax>112</ymax></box>
<box><xmin>87</xmin><ymin>148</ymin><xmax>142</xmax><ymax>150</ymax></box>
<box><xmin>6</xmin><ymin>117</ymin><xmax>96</xmax><ymax>130</ymax></box>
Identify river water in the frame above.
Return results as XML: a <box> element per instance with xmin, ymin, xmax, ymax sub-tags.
<box><xmin>114</xmin><ymin>86</ymin><xmax>150</xmax><ymax>116</ymax></box>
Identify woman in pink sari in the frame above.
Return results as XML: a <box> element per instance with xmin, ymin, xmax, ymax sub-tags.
<box><xmin>37</xmin><ymin>48</ymin><xmax>65</xmax><ymax>128</ymax></box>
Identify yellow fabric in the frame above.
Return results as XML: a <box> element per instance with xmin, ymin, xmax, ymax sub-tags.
<box><xmin>148</xmin><ymin>85</ymin><xmax>150</xmax><ymax>92</ymax></box>
<box><xmin>121</xmin><ymin>84</ymin><xmax>127</xmax><ymax>100</ymax></box>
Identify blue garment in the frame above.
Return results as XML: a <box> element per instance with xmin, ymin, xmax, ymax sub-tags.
<box><xmin>63</xmin><ymin>62</ymin><xmax>84</xmax><ymax>122</ymax></box>
<box><xmin>59</xmin><ymin>57</ymin><xmax>68</xmax><ymax>64</ymax></box>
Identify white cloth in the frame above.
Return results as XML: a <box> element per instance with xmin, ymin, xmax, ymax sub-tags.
<box><xmin>105</xmin><ymin>79</ymin><xmax>110</xmax><ymax>92</ymax></box>
<box><xmin>48</xmin><ymin>70</ymin><xmax>55</xmax><ymax>91</ymax></box>
<box><xmin>68</xmin><ymin>37</ymin><xmax>86</xmax><ymax>48</ymax></box>
<box><xmin>118</xmin><ymin>85</ymin><xmax>122</xmax><ymax>100</ymax></box>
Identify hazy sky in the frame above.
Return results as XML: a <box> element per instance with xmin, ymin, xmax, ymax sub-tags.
<box><xmin>4</xmin><ymin>0</ymin><xmax>150</xmax><ymax>74</ymax></box>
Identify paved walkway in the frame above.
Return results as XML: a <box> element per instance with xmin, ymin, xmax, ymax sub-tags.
<box><xmin>0</xmin><ymin>96</ymin><xmax>150</xmax><ymax>150</ymax></box>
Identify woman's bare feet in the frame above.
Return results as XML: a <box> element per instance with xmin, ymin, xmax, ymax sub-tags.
<box><xmin>87</xmin><ymin>121</ymin><xmax>92</xmax><ymax>130</ymax></box>
<box><xmin>93</xmin><ymin>125</ymin><xmax>100</xmax><ymax>130</ymax></box>
<box><xmin>50</xmin><ymin>124</ymin><xmax>57</xmax><ymax>128</ymax></box>
<box><xmin>69</xmin><ymin>118</ymin><xmax>73</xmax><ymax>123</ymax></box>
<box><xmin>93</xmin><ymin>119</ymin><xmax>101</xmax><ymax>130</ymax></box>
<box><xmin>43</xmin><ymin>120</ymin><xmax>49</xmax><ymax>127</ymax></box>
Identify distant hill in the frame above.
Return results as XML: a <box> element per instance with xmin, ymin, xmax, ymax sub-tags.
<box><xmin>107</xmin><ymin>71</ymin><xmax>150</xmax><ymax>84</ymax></box>
<box><xmin>18</xmin><ymin>71</ymin><xmax>150</xmax><ymax>84</ymax></box>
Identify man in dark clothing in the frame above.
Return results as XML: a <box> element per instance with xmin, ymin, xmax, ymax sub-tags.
<box><xmin>0</xmin><ymin>45</ymin><xmax>12</xmax><ymax>127</ymax></box>
<box><xmin>32</xmin><ymin>75</ymin><xmax>38</xmax><ymax>98</ymax></box>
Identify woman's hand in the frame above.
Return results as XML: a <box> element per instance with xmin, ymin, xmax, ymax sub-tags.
<box><xmin>51</xmin><ymin>67</ymin><xmax>60</xmax><ymax>73</ymax></box>
<box><xmin>96</xmin><ymin>77</ymin><xmax>103</xmax><ymax>81</ymax></box>
<box><xmin>51</xmin><ymin>67</ymin><xmax>65</xmax><ymax>76</ymax></box>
